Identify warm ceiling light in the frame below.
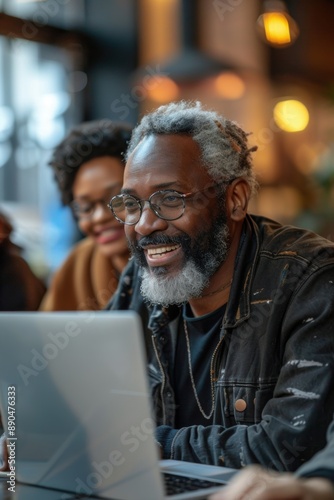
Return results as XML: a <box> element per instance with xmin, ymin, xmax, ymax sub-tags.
<box><xmin>273</xmin><ymin>99</ymin><xmax>309</xmax><ymax>132</ymax></box>
<box><xmin>214</xmin><ymin>72</ymin><xmax>245</xmax><ymax>100</ymax></box>
<box><xmin>263</xmin><ymin>12</ymin><xmax>291</xmax><ymax>44</ymax></box>
<box><xmin>257</xmin><ymin>0</ymin><xmax>299</xmax><ymax>47</ymax></box>
<box><xmin>146</xmin><ymin>76</ymin><xmax>179</xmax><ymax>103</ymax></box>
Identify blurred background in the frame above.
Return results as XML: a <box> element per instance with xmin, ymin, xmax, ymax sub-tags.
<box><xmin>0</xmin><ymin>0</ymin><xmax>334</xmax><ymax>281</ymax></box>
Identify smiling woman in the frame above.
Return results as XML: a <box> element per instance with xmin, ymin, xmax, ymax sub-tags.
<box><xmin>39</xmin><ymin>120</ymin><xmax>132</xmax><ymax>311</ymax></box>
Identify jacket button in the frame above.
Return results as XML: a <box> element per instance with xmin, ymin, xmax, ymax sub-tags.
<box><xmin>235</xmin><ymin>399</ymin><xmax>247</xmax><ymax>412</ymax></box>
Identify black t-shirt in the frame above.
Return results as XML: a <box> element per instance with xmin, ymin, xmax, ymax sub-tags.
<box><xmin>173</xmin><ymin>302</ymin><xmax>226</xmax><ymax>428</ymax></box>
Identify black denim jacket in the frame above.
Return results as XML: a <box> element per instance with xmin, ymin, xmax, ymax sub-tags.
<box><xmin>107</xmin><ymin>214</ymin><xmax>334</xmax><ymax>471</ymax></box>
<box><xmin>296</xmin><ymin>418</ymin><xmax>334</xmax><ymax>481</ymax></box>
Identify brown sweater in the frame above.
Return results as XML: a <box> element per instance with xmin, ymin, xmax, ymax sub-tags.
<box><xmin>40</xmin><ymin>237</ymin><xmax>125</xmax><ymax>311</ymax></box>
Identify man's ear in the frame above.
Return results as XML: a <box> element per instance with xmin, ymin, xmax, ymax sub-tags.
<box><xmin>226</xmin><ymin>178</ymin><xmax>250</xmax><ymax>221</ymax></box>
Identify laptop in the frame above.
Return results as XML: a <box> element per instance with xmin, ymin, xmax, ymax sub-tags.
<box><xmin>0</xmin><ymin>311</ymin><xmax>236</xmax><ymax>499</ymax></box>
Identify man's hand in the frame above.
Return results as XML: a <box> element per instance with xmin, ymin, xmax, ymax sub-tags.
<box><xmin>0</xmin><ymin>434</ymin><xmax>8</xmax><ymax>471</ymax></box>
<box><xmin>209</xmin><ymin>465</ymin><xmax>334</xmax><ymax>500</ymax></box>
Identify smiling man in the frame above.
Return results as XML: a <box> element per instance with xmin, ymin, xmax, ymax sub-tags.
<box><xmin>106</xmin><ymin>101</ymin><xmax>334</xmax><ymax>471</ymax></box>
<box><xmin>120</xmin><ymin>132</ymin><xmax>235</xmax><ymax>312</ymax></box>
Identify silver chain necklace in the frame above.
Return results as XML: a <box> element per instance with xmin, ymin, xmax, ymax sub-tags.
<box><xmin>183</xmin><ymin>319</ymin><xmax>223</xmax><ymax>420</ymax></box>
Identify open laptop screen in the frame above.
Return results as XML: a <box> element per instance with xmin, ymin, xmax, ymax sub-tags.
<box><xmin>0</xmin><ymin>311</ymin><xmax>234</xmax><ymax>500</ymax></box>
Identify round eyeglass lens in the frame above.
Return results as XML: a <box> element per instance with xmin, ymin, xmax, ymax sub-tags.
<box><xmin>111</xmin><ymin>195</ymin><xmax>141</xmax><ymax>224</ymax></box>
<box><xmin>151</xmin><ymin>191</ymin><xmax>185</xmax><ymax>220</ymax></box>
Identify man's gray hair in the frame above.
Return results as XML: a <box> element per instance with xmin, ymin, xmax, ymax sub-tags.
<box><xmin>126</xmin><ymin>100</ymin><xmax>258</xmax><ymax>195</ymax></box>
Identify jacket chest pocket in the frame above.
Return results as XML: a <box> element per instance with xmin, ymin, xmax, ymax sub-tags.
<box><xmin>219</xmin><ymin>385</ymin><xmax>275</xmax><ymax>425</ymax></box>
<box><xmin>231</xmin><ymin>386</ymin><xmax>256</xmax><ymax>424</ymax></box>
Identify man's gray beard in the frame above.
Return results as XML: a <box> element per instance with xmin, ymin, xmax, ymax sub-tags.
<box><xmin>140</xmin><ymin>260</ymin><xmax>211</xmax><ymax>306</ymax></box>
<box><xmin>139</xmin><ymin>222</ymin><xmax>229</xmax><ymax>307</ymax></box>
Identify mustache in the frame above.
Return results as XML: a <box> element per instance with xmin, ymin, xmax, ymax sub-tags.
<box><xmin>136</xmin><ymin>234</ymin><xmax>189</xmax><ymax>249</ymax></box>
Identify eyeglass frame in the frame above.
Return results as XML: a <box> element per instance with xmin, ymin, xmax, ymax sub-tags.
<box><xmin>108</xmin><ymin>179</ymin><xmax>235</xmax><ymax>226</ymax></box>
<box><xmin>70</xmin><ymin>195</ymin><xmax>114</xmax><ymax>220</ymax></box>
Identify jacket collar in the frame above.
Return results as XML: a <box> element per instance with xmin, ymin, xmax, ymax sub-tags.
<box><xmin>224</xmin><ymin>214</ymin><xmax>259</xmax><ymax>328</ymax></box>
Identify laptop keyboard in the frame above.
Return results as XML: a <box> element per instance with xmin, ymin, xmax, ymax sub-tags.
<box><xmin>163</xmin><ymin>472</ymin><xmax>224</xmax><ymax>495</ymax></box>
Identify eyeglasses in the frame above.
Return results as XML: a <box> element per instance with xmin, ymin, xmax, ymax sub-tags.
<box><xmin>70</xmin><ymin>196</ymin><xmax>111</xmax><ymax>220</ymax></box>
<box><xmin>108</xmin><ymin>181</ymin><xmax>232</xmax><ymax>225</ymax></box>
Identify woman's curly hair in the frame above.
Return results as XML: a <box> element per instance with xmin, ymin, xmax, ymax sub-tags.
<box><xmin>49</xmin><ymin>119</ymin><xmax>132</xmax><ymax>205</ymax></box>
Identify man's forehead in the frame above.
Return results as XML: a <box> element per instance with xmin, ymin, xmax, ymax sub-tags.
<box><xmin>127</xmin><ymin>134</ymin><xmax>200</xmax><ymax>173</ymax></box>
<box><xmin>123</xmin><ymin>133</ymin><xmax>212</xmax><ymax>193</ymax></box>
<box><xmin>128</xmin><ymin>133</ymin><xmax>201</xmax><ymax>164</ymax></box>
<box><xmin>122</xmin><ymin>165</ymin><xmax>186</xmax><ymax>193</ymax></box>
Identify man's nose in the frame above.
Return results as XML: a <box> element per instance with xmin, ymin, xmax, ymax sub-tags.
<box><xmin>134</xmin><ymin>202</ymin><xmax>168</xmax><ymax>236</ymax></box>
